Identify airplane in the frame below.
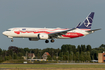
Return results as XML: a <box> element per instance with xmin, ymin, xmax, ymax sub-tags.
<box><xmin>2</xmin><ymin>12</ymin><xmax>101</xmax><ymax>43</ymax></box>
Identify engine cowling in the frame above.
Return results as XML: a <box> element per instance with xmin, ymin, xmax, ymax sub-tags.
<box><xmin>38</xmin><ymin>33</ymin><xmax>49</xmax><ymax>40</ymax></box>
<box><xmin>29</xmin><ymin>38</ymin><xmax>39</xmax><ymax>41</ymax></box>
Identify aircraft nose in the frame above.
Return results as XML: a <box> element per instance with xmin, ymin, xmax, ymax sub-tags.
<box><xmin>2</xmin><ymin>31</ymin><xmax>7</xmax><ymax>36</ymax></box>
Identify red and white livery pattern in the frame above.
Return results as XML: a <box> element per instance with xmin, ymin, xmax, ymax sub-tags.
<box><xmin>2</xmin><ymin>12</ymin><xmax>101</xmax><ymax>43</ymax></box>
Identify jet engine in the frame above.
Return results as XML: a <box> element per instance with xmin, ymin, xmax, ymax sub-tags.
<box><xmin>29</xmin><ymin>38</ymin><xmax>39</xmax><ymax>41</ymax></box>
<box><xmin>38</xmin><ymin>33</ymin><xmax>49</xmax><ymax>40</ymax></box>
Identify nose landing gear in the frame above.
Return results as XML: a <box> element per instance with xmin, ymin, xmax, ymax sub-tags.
<box><xmin>11</xmin><ymin>38</ymin><xmax>13</xmax><ymax>42</ymax></box>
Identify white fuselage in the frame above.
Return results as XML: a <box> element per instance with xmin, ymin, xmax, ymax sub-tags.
<box><xmin>3</xmin><ymin>27</ymin><xmax>89</xmax><ymax>39</ymax></box>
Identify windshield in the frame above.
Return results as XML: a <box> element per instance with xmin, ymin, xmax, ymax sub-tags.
<box><xmin>6</xmin><ymin>30</ymin><xmax>11</xmax><ymax>31</ymax></box>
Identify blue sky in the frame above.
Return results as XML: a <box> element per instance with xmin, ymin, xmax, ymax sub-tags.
<box><xmin>0</xmin><ymin>0</ymin><xmax>105</xmax><ymax>50</ymax></box>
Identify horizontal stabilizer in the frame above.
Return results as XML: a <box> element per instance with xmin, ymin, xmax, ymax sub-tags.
<box><xmin>86</xmin><ymin>28</ymin><xmax>101</xmax><ymax>32</ymax></box>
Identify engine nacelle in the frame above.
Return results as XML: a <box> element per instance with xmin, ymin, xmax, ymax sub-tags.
<box><xmin>29</xmin><ymin>38</ymin><xmax>39</xmax><ymax>41</ymax></box>
<box><xmin>38</xmin><ymin>33</ymin><xmax>49</xmax><ymax>40</ymax></box>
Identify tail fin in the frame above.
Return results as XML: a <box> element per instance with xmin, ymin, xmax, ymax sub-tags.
<box><xmin>77</xmin><ymin>12</ymin><xmax>94</xmax><ymax>29</ymax></box>
<box><xmin>76</xmin><ymin>22</ymin><xmax>81</xmax><ymax>28</ymax></box>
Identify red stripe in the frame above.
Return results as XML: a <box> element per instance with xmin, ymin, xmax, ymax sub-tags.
<box><xmin>62</xmin><ymin>32</ymin><xmax>84</xmax><ymax>38</ymax></box>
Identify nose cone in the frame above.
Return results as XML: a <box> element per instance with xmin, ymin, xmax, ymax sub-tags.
<box><xmin>2</xmin><ymin>31</ymin><xmax>7</xmax><ymax>36</ymax></box>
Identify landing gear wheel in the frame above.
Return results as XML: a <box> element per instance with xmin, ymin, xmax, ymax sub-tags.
<box><xmin>51</xmin><ymin>39</ymin><xmax>54</xmax><ymax>43</ymax></box>
<box><xmin>11</xmin><ymin>39</ymin><xmax>13</xmax><ymax>42</ymax></box>
<box><xmin>45</xmin><ymin>40</ymin><xmax>49</xmax><ymax>43</ymax></box>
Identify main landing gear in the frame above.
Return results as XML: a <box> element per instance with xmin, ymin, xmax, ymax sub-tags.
<box><xmin>45</xmin><ymin>40</ymin><xmax>49</xmax><ymax>43</ymax></box>
<box><xmin>45</xmin><ymin>39</ymin><xmax>55</xmax><ymax>43</ymax></box>
<box><xmin>51</xmin><ymin>39</ymin><xmax>54</xmax><ymax>43</ymax></box>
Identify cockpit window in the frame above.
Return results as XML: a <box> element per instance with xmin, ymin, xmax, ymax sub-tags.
<box><xmin>6</xmin><ymin>30</ymin><xmax>11</xmax><ymax>31</ymax></box>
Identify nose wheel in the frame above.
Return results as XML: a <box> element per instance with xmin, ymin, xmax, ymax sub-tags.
<box><xmin>11</xmin><ymin>38</ymin><xmax>13</xmax><ymax>42</ymax></box>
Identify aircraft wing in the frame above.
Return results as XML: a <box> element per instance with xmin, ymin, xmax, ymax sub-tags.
<box><xmin>86</xmin><ymin>28</ymin><xmax>101</xmax><ymax>32</ymax></box>
<box><xmin>48</xmin><ymin>28</ymin><xmax>76</xmax><ymax>38</ymax></box>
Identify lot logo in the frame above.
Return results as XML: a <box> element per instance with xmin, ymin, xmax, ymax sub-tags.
<box><xmin>84</xmin><ymin>17</ymin><xmax>93</xmax><ymax>28</ymax></box>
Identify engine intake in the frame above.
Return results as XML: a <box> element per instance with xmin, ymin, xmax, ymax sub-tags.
<box><xmin>38</xmin><ymin>33</ymin><xmax>49</xmax><ymax>40</ymax></box>
<box><xmin>29</xmin><ymin>38</ymin><xmax>39</xmax><ymax>41</ymax></box>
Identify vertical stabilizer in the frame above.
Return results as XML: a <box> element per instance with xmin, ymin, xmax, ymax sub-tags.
<box><xmin>77</xmin><ymin>12</ymin><xmax>94</xmax><ymax>29</ymax></box>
